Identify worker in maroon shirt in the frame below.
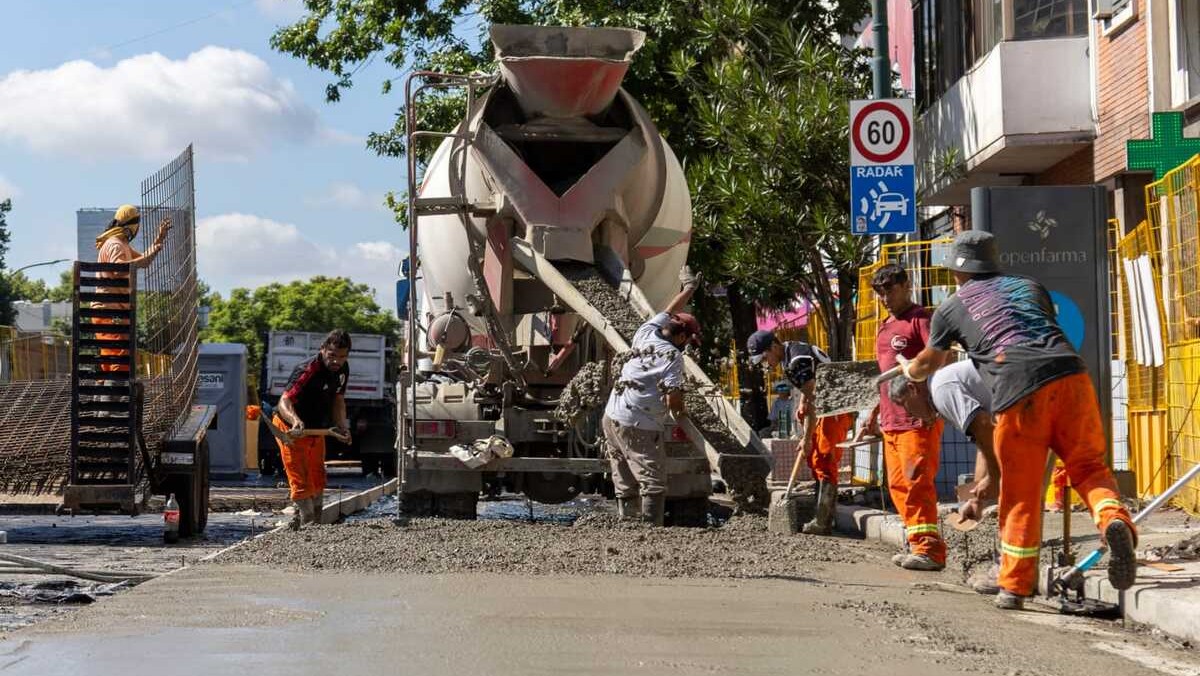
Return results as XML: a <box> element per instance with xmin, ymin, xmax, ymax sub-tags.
<box><xmin>859</xmin><ymin>264</ymin><xmax>947</xmax><ymax>571</ymax></box>
<box><xmin>272</xmin><ymin>329</ymin><xmax>352</xmax><ymax>529</ymax></box>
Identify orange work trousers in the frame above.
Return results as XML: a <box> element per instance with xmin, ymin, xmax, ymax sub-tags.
<box><xmin>883</xmin><ymin>421</ymin><xmax>946</xmax><ymax>563</ymax></box>
<box><xmin>993</xmin><ymin>372</ymin><xmax>1134</xmax><ymax>596</ymax></box>
<box><xmin>95</xmin><ymin>316</ymin><xmax>130</xmax><ymax>374</ymax></box>
<box><xmin>808</xmin><ymin>413</ymin><xmax>855</xmax><ymax>484</ymax></box>
<box><xmin>273</xmin><ymin>415</ymin><xmax>327</xmax><ymax>501</ymax></box>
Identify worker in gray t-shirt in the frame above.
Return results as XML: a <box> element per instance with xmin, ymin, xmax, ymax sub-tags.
<box><xmin>887</xmin><ymin>360</ymin><xmax>999</xmax><ymax>522</ymax></box>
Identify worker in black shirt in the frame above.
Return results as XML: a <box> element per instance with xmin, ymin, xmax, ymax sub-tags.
<box><xmin>271</xmin><ymin>329</ymin><xmax>352</xmax><ymax>529</ymax></box>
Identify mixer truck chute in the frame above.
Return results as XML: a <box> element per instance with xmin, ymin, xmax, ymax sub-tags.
<box><xmin>397</xmin><ymin>25</ymin><xmax>769</xmax><ymax>521</ymax></box>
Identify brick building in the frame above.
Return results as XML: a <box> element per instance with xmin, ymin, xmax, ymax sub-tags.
<box><xmin>902</xmin><ymin>0</ymin><xmax>1200</xmax><ymax>234</ymax></box>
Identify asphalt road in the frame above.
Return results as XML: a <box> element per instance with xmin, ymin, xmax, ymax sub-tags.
<box><xmin>3</xmin><ymin>532</ymin><xmax>1199</xmax><ymax>676</ymax></box>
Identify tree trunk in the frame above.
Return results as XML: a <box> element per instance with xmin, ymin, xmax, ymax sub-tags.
<box><xmin>836</xmin><ymin>266</ymin><xmax>859</xmax><ymax>361</ymax></box>
<box><xmin>727</xmin><ymin>282</ymin><xmax>768</xmax><ymax>432</ymax></box>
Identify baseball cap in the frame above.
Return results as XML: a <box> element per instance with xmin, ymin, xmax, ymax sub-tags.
<box><xmin>746</xmin><ymin>330</ymin><xmax>776</xmax><ymax>365</ymax></box>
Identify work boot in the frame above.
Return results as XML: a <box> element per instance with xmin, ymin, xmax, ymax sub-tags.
<box><xmin>899</xmin><ymin>554</ymin><xmax>945</xmax><ymax>571</ymax></box>
<box><xmin>296</xmin><ymin>497</ymin><xmax>316</xmax><ymax>527</ymax></box>
<box><xmin>994</xmin><ymin>590</ymin><xmax>1025</xmax><ymax>610</ymax></box>
<box><xmin>616</xmin><ymin>496</ymin><xmax>641</xmax><ymax>521</ymax></box>
<box><xmin>801</xmin><ymin>481</ymin><xmax>837</xmax><ymax>536</ymax></box>
<box><xmin>310</xmin><ymin>493</ymin><xmax>324</xmax><ymax>526</ymax></box>
<box><xmin>640</xmin><ymin>494</ymin><xmax>665</xmax><ymax>527</ymax></box>
<box><xmin>288</xmin><ymin>501</ymin><xmax>303</xmax><ymax>531</ymax></box>
<box><xmin>1105</xmin><ymin>519</ymin><xmax>1138</xmax><ymax>591</ymax></box>
<box><xmin>891</xmin><ymin>552</ymin><xmax>908</xmax><ymax>567</ymax></box>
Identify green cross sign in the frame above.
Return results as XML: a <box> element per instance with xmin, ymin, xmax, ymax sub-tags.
<box><xmin>1127</xmin><ymin>112</ymin><xmax>1200</xmax><ymax>180</ymax></box>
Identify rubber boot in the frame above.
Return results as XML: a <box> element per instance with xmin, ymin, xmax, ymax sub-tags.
<box><xmin>310</xmin><ymin>493</ymin><xmax>324</xmax><ymax>526</ymax></box>
<box><xmin>616</xmin><ymin>496</ymin><xmax>641</xmax><ymax>521</ymax></box>
<box><xmin>297</xmin><ymin>497</ymin><xmax>316</xmax><ymax>527</ymax></box>
<box><xmin>288</xmin><ymin>499</ymin><xmax>304</xmax><ymax>531</ymax></box>
<box><xmin>640</xmin><ymin>494</ymin><xmax>665</xmax><ymax>526</ymax></box>
<box><xmin>802</xmin><ymin>481</ymin><xmax>837</xmax><ymax>536</ymax></box>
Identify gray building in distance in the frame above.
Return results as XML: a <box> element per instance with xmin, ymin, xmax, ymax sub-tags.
<box><xmin>77</xmin><ymin>208</ymin><xmax>117</xmax><ymax>263</ymax></box>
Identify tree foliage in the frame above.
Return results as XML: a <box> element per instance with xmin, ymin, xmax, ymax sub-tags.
<box><xmin>674</xmin><ymin>12</ymin><xmax>875</xmax><ymax>359</ymax></box>
<box><xmin>201</xmin><ymin>276</ymin><xmax>400</xmax><ymax>379</ymax></box>
<box><xmin>0</xmin><ymin>200</ymin><xmax>14</xmax><ymax>326</ymax></box>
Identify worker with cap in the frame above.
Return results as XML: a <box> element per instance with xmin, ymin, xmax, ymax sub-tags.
<box><xmin>94</xmin><ymin>205</ymin><xmax>171</xmax><ymax>375</ymax></box>
<box><xmin>858</xmin><ymin>263</ymin><xmax>947</xmax><ymax>571</ymax></box>
<box><xmin>272</xmin><ymin>329</ymin><xmax>353</xmax><ymax>529</ymax></box>
<box><xmin>887</xmin><ymin>359</ymin><xmax>1002</xmax><ymax>594</ymax></box>
<box><xmin>896</xmin><ymin>230</ymin><xmax>1137</xmax><ymax>610</ymax></box>
<box><xmin>746</xmin><ymin>330</ymin><xmax>851</xmax><ymax>536</ymax></box>
<box><xmin>602</xmin><ymin>266</ymin><xmax>702</xmax><ymax>526</ymax></box>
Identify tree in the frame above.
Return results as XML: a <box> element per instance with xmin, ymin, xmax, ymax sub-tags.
<box><xmin>201</xmin><ymin>276</ymin><xmax>401</xmax><ymax>382</ymax></box>
<box><xmin>0</xmin><ymin>200</ymin><xmax>14</xmax><ymax>326</ymax></box>
<box><xmin>48</xmin><ymin>270</ymin><xmax>73</xmax><ymax>303</ymax></box>
<box><xmin>8</xmin><ymin>271</ymin><xmax>49</xmax><ymax>302</ymax></box>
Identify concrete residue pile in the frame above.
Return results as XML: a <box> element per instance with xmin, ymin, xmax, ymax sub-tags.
<box><xmin>553</xmin><ymin>264</ymin><xmax>769</xmax><ymax>510</ymax></box>
<box><xmin>814</xmin><ymin>361</ymin><xmax>881</xmax><ymax>417</ymax></box>
<box><xmin>217</xmin><ymin>514</ymin><xmax>860</xmax><ymax>577</ymax></box>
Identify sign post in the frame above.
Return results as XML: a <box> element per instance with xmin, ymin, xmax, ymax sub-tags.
<box><xmin>850</xmin><ymin>99</ymin><xmax>917</xmax><ymax>236</ymax></box>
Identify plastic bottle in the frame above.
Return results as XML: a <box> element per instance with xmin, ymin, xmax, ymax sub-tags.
<box><xmin>164</xmin><ymin>493</ymin><xmax>180</xmax><ymax>543</ymax></box>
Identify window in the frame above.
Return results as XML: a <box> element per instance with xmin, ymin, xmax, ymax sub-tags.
<box><xmin>1012</xmin><ymin>0</ymin><xmax>1088</xmax><ymax>40</ymax></box>
<box><xmin>1173</xmin><ymin>0</ymin><xmax>1200</xmax><ymax>106</ymax></box>
<box><xmin>1100</xmin><ymin>0</ymin><xmax>1136</xmax><ymax>35</ymax></box>
<box><xmin>914</xmin><ymin>0</ymin><xmax>1004</xmax><ymax>111</ymax></box>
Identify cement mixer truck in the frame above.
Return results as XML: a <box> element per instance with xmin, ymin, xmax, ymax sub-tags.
<box><xmin>397</xmin><ymin>25</ymin><xmax>770</xmax><ymax>522</ymax></box>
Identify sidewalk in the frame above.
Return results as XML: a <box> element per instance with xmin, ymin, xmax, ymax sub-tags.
<box><xmin>835</xmin><ymin>501</ymin><xmax>1200</xmax><ymax>644</ymax></box>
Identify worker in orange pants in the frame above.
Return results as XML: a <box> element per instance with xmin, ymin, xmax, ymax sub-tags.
<box><xmin>808</xmin><ymin>412</ymin><xmax>855</xmax><ymax>484</ymax></box>
<box><xmin>899</xmin><ymin>231</ymin><xmax>1137</xmax><ymax>610</ymax></box>
<box><xmin>273</xmin><ymin>330</ymin><xmax>353</xmax><ymax>529</ymax></box>
<box><xmin>992</xmin><ymin>373</ymin><xmax>1132</xmax><ymax>597</ymax></box>
<box><xmin>272</xmin><ymin>414</ymin><xmax>328</xmax><ymax>502</ymax></box>
<box><xmin>879</xmin><ymin>421</ymin><xmax>947</xmax><ymax>564</ymax></box>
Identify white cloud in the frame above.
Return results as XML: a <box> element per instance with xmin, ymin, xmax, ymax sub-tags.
<box><xmin>197</xmin><ymin>212</ymin><xmax>403</xmax><ymax>312</ymax></box>
<box><xmin>0</xmin><ymin>47</ymin><xmax>321</xmax><ymax>162</ymax></box>
<box><xmin>0</xmin><ymin>175</ymin><xmax>19</xmax><ymax>201</ymax></box>
<box><xmin>304</xmin><ymin>182</ymin><xmax>387</xmax><ymax>211</ymax></box>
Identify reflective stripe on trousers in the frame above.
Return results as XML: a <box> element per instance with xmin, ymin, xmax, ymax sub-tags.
<box><xmin>883</xmin><ymin>422</ymin><xmax>947</xmax><ymax>563</ymax></box>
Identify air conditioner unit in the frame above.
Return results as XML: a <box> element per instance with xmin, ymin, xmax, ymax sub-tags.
<box><xmin>1092</xmin><ymin>0</ymin><xmax>1115</xmax><ymax>19</ymax></box>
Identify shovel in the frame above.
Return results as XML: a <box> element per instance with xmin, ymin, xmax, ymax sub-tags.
<box><xmin>260</xmin><ymin>417</ymin><xmax>350</xmax><ymax>448</ymax></box>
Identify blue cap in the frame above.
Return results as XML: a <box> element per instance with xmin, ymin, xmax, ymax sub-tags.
<box><xmin>773</xmin><ymin>381</ymin><xmax>792</xmax><ymax>393</ymax></box>
<box><xmin>746</xmin><ymin>330</ymin><xmax>776</xmax><ymax>365</ymax></box>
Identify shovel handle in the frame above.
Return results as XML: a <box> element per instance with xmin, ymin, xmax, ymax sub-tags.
<box><xmin>874</xmin><ymin>364</ymin><xmax>904</xmax><ymax>385</ymax></box>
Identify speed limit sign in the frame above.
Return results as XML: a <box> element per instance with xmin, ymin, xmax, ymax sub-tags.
<box><xmin>850</xmin><ymin>98</ymin><xmax>916</xmax><ymax>235</ymax></box>
<box><xmin>850</xmin><ymin>99</ymin><xmax>913</xmax><ymax>165</ymax></box>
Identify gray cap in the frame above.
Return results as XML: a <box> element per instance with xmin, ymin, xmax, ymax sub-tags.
<box><xmin>942</xmin><ymin>230</ymin><xmax>1001</xmax><ymax>274</ymax></box>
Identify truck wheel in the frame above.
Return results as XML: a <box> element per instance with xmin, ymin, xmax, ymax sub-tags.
<box><xmin>433</xmin><ymin>492</ymin><xmax>478</xmax><ymax>520</ymax></box>
<box><xmin>665</xmin><ymin>497</ymin><xmax>710</xmax><ymax>528</ymax></box>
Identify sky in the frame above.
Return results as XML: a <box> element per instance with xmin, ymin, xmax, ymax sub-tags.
<box><xmin>0</xmin><ymin>0</ymin><xmax>427</xmax><ymax>314</ymax></box>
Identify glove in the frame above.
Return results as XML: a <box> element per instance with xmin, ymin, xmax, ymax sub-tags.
<box><xmin>897</xmin><ymin>355</ymin><xmax>926</xmax><ymax>383</ymax></box>
<box><xmin>679</xmin><ymin>265</ymin><xmax>701</xmax><ymax>292</ymax></box>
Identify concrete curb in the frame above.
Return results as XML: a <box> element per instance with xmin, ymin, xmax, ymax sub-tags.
<box><xmin>317</xmin><ymin>478</ymin><xmax>398</xmax><ymax>525</ymax></box>
<box><xmin>836</xmin><ymin>502</ymin><xmax>1200</xmax><ymax>645</ymax></box>
<box><xmin>835</xmin><ymin>503</ymin><xmax>906</xmax><ymax>548</ymax></box>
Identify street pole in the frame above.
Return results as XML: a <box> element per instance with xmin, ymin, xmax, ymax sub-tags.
<box><xmin>872</xmin><ymin>0</ymin><xmax>891</xmax><ymax>100</ymax></box>
<box><xmin>8</xmin><ymin>259</ymin><xmax>70</xmax><ymax>278</ymax></box>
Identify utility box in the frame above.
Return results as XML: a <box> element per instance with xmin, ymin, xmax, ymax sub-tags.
<box><xmin>197</xmin><ymin>343</ymin><xmax>248</xmax><ymax>479</ymax></box>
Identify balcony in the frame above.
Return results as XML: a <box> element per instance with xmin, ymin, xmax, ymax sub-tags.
<box><xmin>916</xmin><ymin>37</ymin><xmax>1095</xmax><ymax>205</ymax></box>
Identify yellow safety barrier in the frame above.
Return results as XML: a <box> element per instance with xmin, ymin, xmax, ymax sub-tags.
<box><xmin>855</xmin><ymin>238</ymin><xmax>955</xmax><ymax>361</ymax></box>
<box><xmin>1143</xmin><ymin>154</ymin><xmax>1200</xmax><ymax>511</ymax></box>
<box><xmin>0</xmin><ymin>327</ymin><xmax>71</xmax><ymax>382</ymax></box>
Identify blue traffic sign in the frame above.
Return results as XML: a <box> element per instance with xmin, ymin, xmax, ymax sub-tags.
<box><xmin>850</xmin><ymin>164</ymin><xmax>916</xmax><ymax>235</ymax></box>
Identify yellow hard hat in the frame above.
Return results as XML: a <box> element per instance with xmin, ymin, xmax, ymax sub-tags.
<box><xmin>113</xmin><ymin>204</ymin><xmax>140</xmax><ymax>238</ymax></box>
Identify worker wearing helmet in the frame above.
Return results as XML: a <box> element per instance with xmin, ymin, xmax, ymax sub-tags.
<box><xmin>272</xmin><ymin>329</ymin><xmax>353</xmax><ymax>529</ymax></box>
<box><xmin>897</xmin><ymin>231</ymin><xmax>1136</xmax><ymax>610</ymax></box>
<box><xmin>747</xmin><ymin>329</ymin><xmax>853</xmax><ymax>536</ymax></box>
<box><xmin>858</xmin><ymin>263</ymin><xmax>947</xmax><ymax>571</ymax></box>
<box><xmin>93</xmin><ymin>205</ymin><xmax>171</xmax><ymax>374</ymax></box>
<box><xmin>602</xmin><ymin>267</ymin><xmax>701</xmax><ymax>526</ymax></box>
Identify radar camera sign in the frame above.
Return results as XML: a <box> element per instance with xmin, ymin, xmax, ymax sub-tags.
<box><xmin>850</xmin><ymin>99</ymin><xmax>916</xmax><ymax>236</ymax></box>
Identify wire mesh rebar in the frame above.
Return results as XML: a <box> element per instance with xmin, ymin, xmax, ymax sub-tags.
<box><xmin>138</xmin><ymin>145</ymin><xmax>199</xmax><ymax>458</ymax></box>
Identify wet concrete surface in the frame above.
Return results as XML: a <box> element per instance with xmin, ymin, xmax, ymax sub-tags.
<box><xmin>6</xmin><ymin>548</ymin><xmax>1200</xmax><ymax>675</ymax></box>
